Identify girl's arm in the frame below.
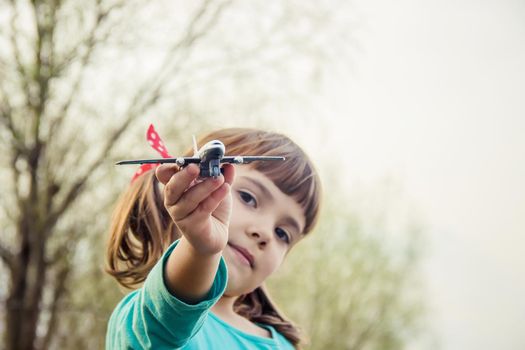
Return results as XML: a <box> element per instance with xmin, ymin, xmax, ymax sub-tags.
<box><xmin>107</xmin><ymin>239</ymin><xmax>228</xmax><ymax>349</ymax></box>
<box><xmin>157</xmin><ymin>163</ymin><xmax>235</xmax><ymax>304</ymax></box>
<box><xmin>164</xmin><ymin>237</ymin><xmax>222</xmax><ymax>303</ymax></box>
<box><xmin>108</xmin><ymin>164</ymin><xmax>234</xmax><ymax>349</ymax></box>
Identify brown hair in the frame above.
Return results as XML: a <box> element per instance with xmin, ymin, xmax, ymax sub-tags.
<box><xmin>106</xmin><ymin>128</ymin><xmax>322</xmax><ymax>347</ymax></box>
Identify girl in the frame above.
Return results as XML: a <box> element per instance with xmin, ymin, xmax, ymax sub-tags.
<box><xmin>105</xmin><ymin>127</ymin><xmax>322</xmax><ymax>349</ymax></box>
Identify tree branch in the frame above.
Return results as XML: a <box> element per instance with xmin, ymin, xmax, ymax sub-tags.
<box><xmin>49</xmin><ymin>0</ymin><xmax>128</xmax><ymax>140</ymax></box>
<box><xmin>350</xmin><ymin>300</ymin><xmax>387</xmax><ymax>350</ymax></box>
<box><xmin>0</xmin><ymin>73</ymin><xmax>25</xmax><ymax>155</ymax></box>
<box><xmin>0</xmin><ymin>100</ymin><xmax>26</xmax><ymax>215</ymax></box>
<box><xmin>7</xmin><ymin>0</ymin><xmax>32</xmax><ymax>110</ymax></box>
<box><xmin>44</xmin><ymin>111</ymin><xmax>134</xmax><ymax>233</ymax></box>
<box><xmin>127</xmin><ymin>0</ymin><xmax>233</xmax><ymax>117</ymax></box>
<box><xmin>0</xmin><ymin>57</ymin><xmax>8</xmax><ymax>79</ymax></box>
<box><xmin>0</xmin><ymin>245</ymin><xmax>14</xmax><ymax>271</ymax></box>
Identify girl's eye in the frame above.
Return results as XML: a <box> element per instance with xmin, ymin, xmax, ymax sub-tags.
<box><xmin>275</xmin><ymin>228</ymin><xmax>290</xmax><ymax>244</ymax></box>
<box><xmin>239</xmin><ymin>191</ymin><xmax>257</xmax><ymax>207</ymax></box>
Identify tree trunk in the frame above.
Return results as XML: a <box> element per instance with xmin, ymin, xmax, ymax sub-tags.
<box><xmin>6</xmin><ymin>217</ymin><xmax>33</xmax><ymax>350</ymax></box>
<box><xmin>5</xmin><ymin>196</ymin><xmax>48</xmax><ymax>349</ymax></box>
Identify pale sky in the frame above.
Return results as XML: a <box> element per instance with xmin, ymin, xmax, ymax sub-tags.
<box><xmin>295</xmin><ymin>0</ymin><xmax>525</xmax><ymax>349</ymax></box>
<box><xmin>107</xmin><ymin>1</ymin><xmax>524</xmax><ymax>348</ymax></box>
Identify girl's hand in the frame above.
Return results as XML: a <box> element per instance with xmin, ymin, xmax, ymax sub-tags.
<box><xmin>156</xmin><ymin>163</ymin><xmax>235</xmax><ymax>256</ymax></box>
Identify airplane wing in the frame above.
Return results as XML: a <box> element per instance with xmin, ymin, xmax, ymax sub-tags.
<box><xmin>221</xmin><ymin>156</ymin><xmax>285</xmax><ymax>164</ymax></box>
<box><xmin>116</xmin><ymin>157</ymin><xmax>201</xmax><ymax>165</ymax></box>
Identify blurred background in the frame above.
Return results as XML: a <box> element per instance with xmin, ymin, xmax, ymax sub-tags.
<box><xmin>0</xmin><ymin>0</ymin><xmax>523</xmax><ymax>349</ymax></box>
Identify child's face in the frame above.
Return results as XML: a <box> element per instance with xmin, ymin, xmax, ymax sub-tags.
<box><xmin>223</xmin><ymin>166</ymin><xmax>306</xmax><ymax>296</ymax></box>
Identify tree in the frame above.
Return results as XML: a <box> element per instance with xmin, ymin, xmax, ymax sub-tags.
<box><xmin>0</xmin><ymin>0</ymin><xmax>354</xmax><ymax>348</ymax></box>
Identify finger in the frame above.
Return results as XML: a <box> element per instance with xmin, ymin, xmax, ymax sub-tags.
<box><xmin>170</xmin><ymin>175</ymin><xmax>225</xmax><ymax>220</ymax></box>
<box><xmin>185</xmin><ymin>182</ymin><xmax>231</xmax><ymax>224</ymax></box>
<box><xmin>221</xmin><ymin>164</ymin><xmax>235</xmax><ymax>186</ymax></box>
<box><xmin>164</xmin><ymin>164</ymin><xmax>200</xmax><ymax>207</ymax></box>
<box><xmin>156</xmin><ymin>164</ymin><xmax>180</xmax><ymax>185</ymax></box>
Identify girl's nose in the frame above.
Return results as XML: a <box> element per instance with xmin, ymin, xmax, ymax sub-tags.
<box><xmin>248</xmin><ymin>228</ymin><xmax>271</xmax><ymax>248</ymax></box>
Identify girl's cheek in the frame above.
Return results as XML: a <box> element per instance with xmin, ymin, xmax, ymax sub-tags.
<box><xmin>267</xmin><ymin>252</ymin><xmax>285</xmax><ymax>275</ymax></box>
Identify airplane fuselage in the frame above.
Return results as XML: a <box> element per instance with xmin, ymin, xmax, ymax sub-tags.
<box><xmin>198</xmin><ymin>140</ymin><xmax>225</xmax><ymax>178</ymax></box>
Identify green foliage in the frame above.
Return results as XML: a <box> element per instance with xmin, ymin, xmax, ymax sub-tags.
<box><xmin>46</xmin><ymin>214</ymin><xmax>122</xmax><ymax>349</ymax></box>
<box><xmin>267</xmin><ymin>185</ymin><xmax>426</xmax><ymax>350</ymax></box>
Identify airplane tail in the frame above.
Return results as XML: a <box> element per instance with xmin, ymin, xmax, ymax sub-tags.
<box><xmin>192</xmin><ymin>135</ymin><xmax>198</xmax><ymax>157</ymax></box>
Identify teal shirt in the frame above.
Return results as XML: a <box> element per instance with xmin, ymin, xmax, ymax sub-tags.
<box><xmin>106</xmin><ymin>241</ymin><xmax>294</xmax><ymax>349</ymax></box>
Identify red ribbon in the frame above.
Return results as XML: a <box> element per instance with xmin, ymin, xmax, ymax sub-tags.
<box><xmin>131</xmin><ymin>124</ymin><xmax>172</xmax><ymax>182</ymax></box>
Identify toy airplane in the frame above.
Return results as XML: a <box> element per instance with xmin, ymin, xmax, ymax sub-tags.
<box><xmin>116</xmin><ymin>136</ymin><xmax>285</xmax><ymax>178</ymax></box>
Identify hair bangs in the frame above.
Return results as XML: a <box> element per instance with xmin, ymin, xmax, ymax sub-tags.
<box><xmin>197</xmin><ymin>129</ymin><xmax>322</xmax><ymax>234</ymax></box>
<box><xmin>253</xmin><ymin>151</ymin><xmax>320</xmax><ymax>234</ymax></box>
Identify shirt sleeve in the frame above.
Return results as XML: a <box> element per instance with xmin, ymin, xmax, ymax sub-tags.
<box><xmin>107</xmin><ymin>240</ymin><xmax>228</xmax><ymax>349</ymax></box>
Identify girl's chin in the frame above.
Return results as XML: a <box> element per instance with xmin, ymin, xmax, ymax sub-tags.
<box><xmin>224</xmin><ymin>273</ymin><xmax>256</xmax><ymax>296</ymax></box>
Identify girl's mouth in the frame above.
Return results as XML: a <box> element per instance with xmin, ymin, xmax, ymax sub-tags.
<box><xmin>227</xmin><ymin>243</ymin><xmax>254</xmax><ymax>268</ymax></box>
